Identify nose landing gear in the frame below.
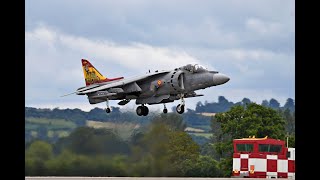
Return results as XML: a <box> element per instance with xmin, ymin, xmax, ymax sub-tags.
<box><xmin>176</xmin><ymin>104</ymin><xmax>185</xmax><ymax>114</ymax></box>
<box><xmin>176</xmin><ymin>94</ymin><xmax>185</xmax><ymax>114</ymax></box>
<box><xmin>106</xmin><ymin>99</ymin><xmax>111</xmax><ymax>113</ymax></box>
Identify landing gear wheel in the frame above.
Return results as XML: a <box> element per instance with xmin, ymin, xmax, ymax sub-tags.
<box><xmin>142</xmin><ymin>106</ymin><xmax>149</xmax><ymax>116</ymax></box>
<box><xmin>136</xmin><ymin>106</ymin><xmax>144</xmax><ymax>116</ymax></box>
<box><xmin>163</xmin><ymin>108</ymin><xmax>168</xmax><ymax>114</ymax></box>
<box><xmin>105</xmin><ymin>99</ymin><xmax>111</xmax><ymax>114</ymax></box>
<box><xmin>163</xmin><ymin>103</ymin><xmax>168</xmax><ymax>114</ymax></box>
<box><xmin>136</xmin><ymin>105</ymin><xmax>149</xmax><ymax>116</ymax></box>
<box><xmin>176</xmin><ymin>104</ymin><xmax>185</xmax><ymax>114</ymax></box>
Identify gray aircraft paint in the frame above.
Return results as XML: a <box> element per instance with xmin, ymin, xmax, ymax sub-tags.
<box><xmin>74</xmin><ymin>63</ymin><xmax>229</xmax><ymax>115</ymax></box>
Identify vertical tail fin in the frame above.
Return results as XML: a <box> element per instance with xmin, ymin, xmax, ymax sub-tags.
<box><xmin>81</xmin><ymin>59</ymin><xmax>124</xmax><ymax>86</ymax></box>
<box><xmin>82</xmin><ymin>59</ymin><xmax>107</xmax><ymax>86</ymax></box>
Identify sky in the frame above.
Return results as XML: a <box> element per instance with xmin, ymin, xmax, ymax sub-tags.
<box><xmin>25</xmin><ymin>0</ymin><xmax>295</xmax><ymax>112</ymax></box>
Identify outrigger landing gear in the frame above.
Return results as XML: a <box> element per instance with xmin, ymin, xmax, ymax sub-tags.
<box><xmin>176</xmin><ymin>94</ymin><xmax>185</xmax><ymax>114</ymax></box>
<box><xmin>163</xmin><ymin>104</ymin><xmax>168</xmax><ymax>114</ymax></box>
<box><xmin>105</xmin><ymin>99</ymin><xmax>111</xmax><ymax>113</ymax></box>
<box><xmin>136</xmin><ymin>104</ymin><xmax>149</xmax><ymax>116</ymax></box>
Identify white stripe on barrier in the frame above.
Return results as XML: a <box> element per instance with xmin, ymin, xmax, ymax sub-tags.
<box><xmin>288</xmin><ymin>172</ymin><xmax>295</xmax><ymax>178</ymax></box>
<box><xmin>248</xmin><ymin>158</ymin><xmax>267</xmax><ymax>172</ymax></box>
<box><xmin>233</xmin><ymin>158</ymin><xmax>240</xmax><ymax>170</ymax></box>
<box><xmin>266</xmin><ymin>172</ymin><xmax>277</xmax><ymax>176</ymax></box>
<box><xmin>266</xmin><ymin>155</ymin><xmax>277</xmax><ymax>159</ymax></box>
<box><xmin>277</xmin><ymin>159</ymin><xmax>288</xmax><ymax>172</ymax></box>
<box><xmin>240</xmin><ymin>154</ymin><xmax>249</xmax><ymax>158</ymax></box>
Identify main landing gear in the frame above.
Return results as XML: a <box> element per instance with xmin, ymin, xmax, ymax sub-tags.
<box><xmin>136</xmin><ymin>104</ymin><xmax>149</xmax><ymax>116</ymax></box>
<box><xmin>176</xmin><ymin>94</ymin><xmax>185</xmax><ymax>114</ymax></box>
<box><xmin>107</xmin><ymin>94</ymin><xmax>186</xmax><ymax>115</ymax></box>
<box><xmin>106</xmin><ymin>99</ymin><xmax>111</xmax><ymax>113</ymax></box>
<box><xmin>163</xmin><ymin>104</ymin><xmax>168</xmax><ymax>114</ymax></box>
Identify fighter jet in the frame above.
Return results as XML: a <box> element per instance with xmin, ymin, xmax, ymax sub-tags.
<box><xmin>67</xmin><ymin>59</ymin><xmax>230</xmax><ymax>116</ymax></box>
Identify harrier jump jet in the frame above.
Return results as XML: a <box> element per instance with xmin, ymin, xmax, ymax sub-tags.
<box><xmin>68</xmin><ymin>59</ymin><xmax>230</xmax><ymax>116</ymax></box>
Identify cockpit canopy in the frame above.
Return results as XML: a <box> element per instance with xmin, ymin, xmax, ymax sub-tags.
<box><xmin>183</xmin><ymin>63</ymin><xmax>208</xmax><ymax>73</ymax></box>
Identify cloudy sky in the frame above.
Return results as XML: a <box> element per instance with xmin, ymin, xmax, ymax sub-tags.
<box><xmin>25</xmin><ymin>0</ymin><xmax>295</xmax><ymax>112</ymax></box>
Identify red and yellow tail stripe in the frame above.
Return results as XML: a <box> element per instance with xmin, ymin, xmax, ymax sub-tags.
<box><xmin>81</xmin><ymin>59</ymin><xmax>123</xmax><ymax>86</ymax></box>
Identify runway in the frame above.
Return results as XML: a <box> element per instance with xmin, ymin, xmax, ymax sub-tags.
<box><xmin>25</xmin><ymin>177</ymin><xmax>291</xmax><ymax>180</ymax></box>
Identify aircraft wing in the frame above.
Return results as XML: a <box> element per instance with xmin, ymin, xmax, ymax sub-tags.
<box><xmin>76</xmin><ymin>70</ymin><xmax>170</xmax><ymax>95</ymax></box>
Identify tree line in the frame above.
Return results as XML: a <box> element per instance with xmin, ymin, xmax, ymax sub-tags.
<box><xmin>25</xmin><ymin>96</ymin><xmax>294</xmax><ymax>145</ymax></box>
<box><xmin>26</xmin><ymin>114</ymin><xmax>222</xmax><ymax>177</ymax></box>
<box><xmin>195</xmin><ymin>96</ymin><xmax>295</xmax><ymax>113</ymax></box>
<box><xmin>25</xmin><ymin>97</ymin><xmax>295</xmax><ymax>122</ymax></box>
<box><xmin>26</xmin><ymin>102</ymin><xmax>295</xmax><ymax>177</ymax></box>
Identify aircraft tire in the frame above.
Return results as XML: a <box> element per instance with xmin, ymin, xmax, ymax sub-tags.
<box><xmin>136</xmin><ymin>106</ymin><xmax>144</xmax><ymax>116</ymax></box>
<box><xmin>106</xmin><ymin>108</ymin><xmax>111</xmax><ymax>113</ymax></box>
<box><xmin>176</xmin><ymin>104</ymin><xmax>185</xmax><ymax>114</ymax></box>
<box><xmin>163</xmin><ymin>108</ymin><xmax>168</xmax><ymax>114</ymax></box>
<box><xmin>143</xmin><ymin>106</ymin><xmax>149</xmax><ymax>116</ymax></box>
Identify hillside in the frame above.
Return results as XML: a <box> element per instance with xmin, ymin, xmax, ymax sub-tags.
<box><xmin>25</xmin><ymin>97</ymin><xmax>295</xmax><ymax>144</ymax></box>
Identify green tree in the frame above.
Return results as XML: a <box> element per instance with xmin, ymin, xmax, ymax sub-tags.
<box><xmin>269</xmin><ymin>98</ymin><xmax>280</xmax><ymax>109</ymax></box>
<box><xmin>216</xmin><ymin>103</ymin><xmax>286</xmax><ymax>139</ymax></box>
<box><xmin>283</xmin><ymin>98</ymin><xmax>295</xmax><ymax>112</ymax></box>
<box><xmin>287</xmin><ymin>134</ymin><xmax>295</xmax><ymax>148</ymax></box>
<box><xmin>209</xmin><ymin>116</ymin><xmax>226</xmax><ymax>161</ymax></box>
<box><xmin>44</xmin><ymin>150</ymin><xmax>128</xmax><ymax>176</ymax></box>
<box><xmin>261</xmin><ymin>99</ymin><xmax>269</xmax><ymax>107</ymax></box>
<box><xmin>168</xmin><ymin>131</ymin><xmax>200</xmax><ymax>175</ymax></box>
<box><xmin>152</xmin><ymin>113</ymin><xmax>186</xmax><ymax>131</ymax></box>
<box><xmin>183</xmin><ymin>155</ymin><xmax>222</xmax><ymax>177</ymax></box>
<box><xmin>213</xmin><ymin>103</ymin><xmax>286</xmax><ymax>176</ymax></box>
<box><xmin>280</xmin><ymin>109</ymin><xmax>295</xmax><ymax>148</ymax></box>
<box><xmin>37</xmin><ymin>126</ymin><xmax>48</xmax><ymax>140</ymax></box>
<box><xmin>131</xmin><ymin>122</ymin><xmax>200</xmax><ymax>176</ymax></box>
<box><xmin>25</xmin><ymin>140</ymin><xmax>53</xmax><ymax>176</ymax></box>
<box><xmin>138</xmin><ymin>123</ymin><xmax>173</xmax><ymax>176</ymax></box>
<box><xmin>55</xmin><ymin>127</ymin><xmax>130</xmax><ymax>155</ymax></box>
<box><xmin>241</xmin><ymin>98</ymin><xmax>251</xmax><ymax>106</ymax></box>
<box><xmin>282</xmin><ymin>109</ymin><xmax>295</xmax><ymax>134</ymax></box>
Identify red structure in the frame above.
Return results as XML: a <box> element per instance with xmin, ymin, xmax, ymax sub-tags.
<box><xmin>232</xmin><ymin>136</ymin><xmax>295</xmax><ymax>178</ymax></box>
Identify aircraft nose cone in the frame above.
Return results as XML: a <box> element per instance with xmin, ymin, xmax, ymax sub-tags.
<box><xmin>213</xmin><ymin>73</ymin><xmax>230</xmax><ymax>85</ymax></box>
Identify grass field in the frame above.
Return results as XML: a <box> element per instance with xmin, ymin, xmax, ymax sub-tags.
<box><xmin>46</xmin><ymin>130</ymin><xmax>70</xmax><ymax>138</ymax></box>
<box><xmin>25</xmin><ymin>124</ymin><xmax>39</xmax><ymax>131</ymax></box>
<box><xmin>25</xmin><ymin>118</ymin><xmax>142</xmax><ymax>140</ymax></box>
<box><xmin>190</xmin><ymin>125</ymin><xmax>211</xmax><ymax>132</ymax></box>
<box><xmin>185</xmin><ymin>127</ymin><xmax>205</xmax><ymax>132</ymax></box>
<box><xmin>197</xmin><ymin>112</ymin><xmax>216</xmax><ymax>117</ymax></box>
<box><xmin>26</xmin><ymin>117</ymin><xmax>77</xmax><ymax>130</ymax></box>
<box><xmin>86</xmin><ymin>120</ymin><xmax>141</xmax><ymax>140</ymax></box>
<box><xmin>188</xmin><ymin>132</ymin><xmax>212</xmax><ymax>139</ymax></box>
<box><xmin>25</xmin><ymin>118</ymin><xmax>75</xmax><ymax>139</ymax></box>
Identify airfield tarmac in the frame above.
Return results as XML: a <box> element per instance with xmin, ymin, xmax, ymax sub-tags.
<box><xmin>25</xmin><ymin>177</ymin><xmax>291</xmax><ymax>180</ymax></box>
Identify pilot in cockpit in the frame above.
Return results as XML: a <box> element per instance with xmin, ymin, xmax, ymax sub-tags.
<box><xmin>184</xmin><ymin>63</ymin><xmax>208</xmax><ymax>73</ymax></box>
